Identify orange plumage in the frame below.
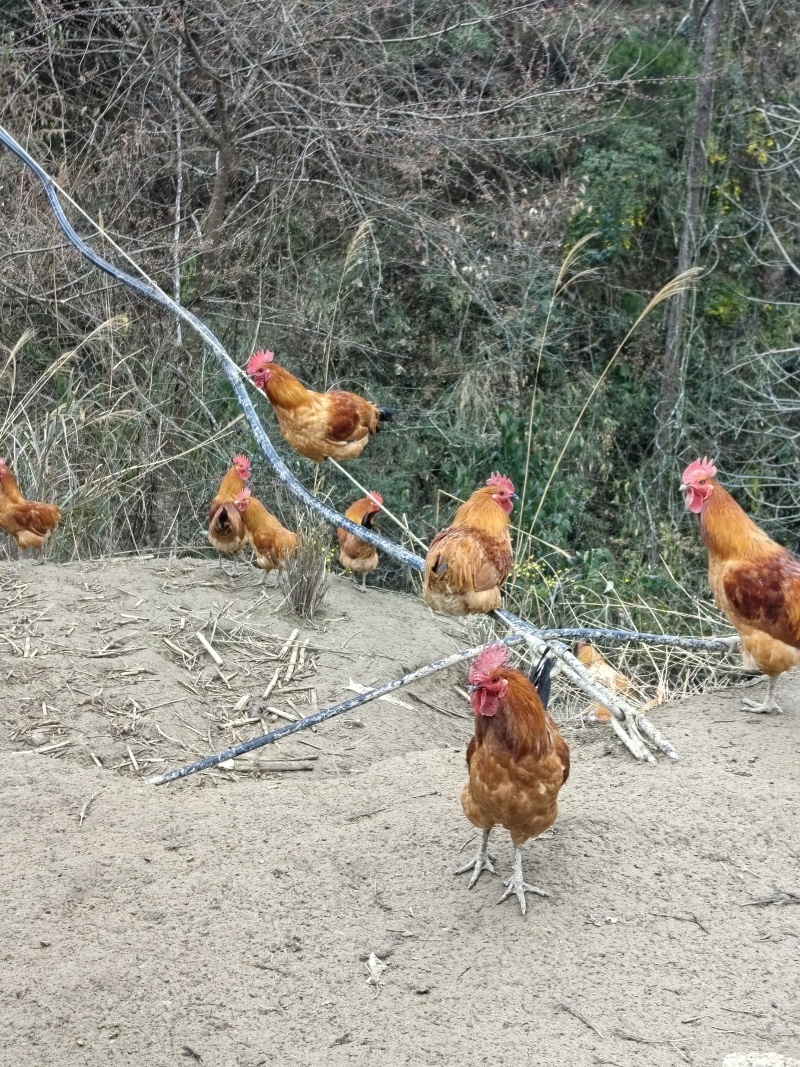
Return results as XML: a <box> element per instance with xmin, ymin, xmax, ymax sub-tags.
<box><xmin>575</xmin><ymin>640</ymin><xmax>635</xmax><ymax>723</ymax></box>
<box><xmin>237</xmin><ymin>489</ymin><xmax>298</xmax><ymax>573</ymax></box>
<box><xmin>207</xmin><ymin>455</ymin><xmax>251</xmax><ymax>566</ymax></box>
<box><xmin>337</xmin><ymin>493</ymin><xmax>382</xmax><ymax>587</ymax></box>
<box><xmin>457</xmin><ymin>645</ymin><xmax>569</xmax><ymax>914</ymax></box>
<box><xmin>682</xmin><ymin>456</ymin><xmax>800</xmax><ymax>713</ymax></box>
<box><xmin>423</xmin><ymin>474</ymin><xmax>515</xmax><ymax>616</ymax></box>
<box><xmin>0</xmin><ymin>459</ymin><xmax>61</xmax><ymax>553</ymax></box>
<box><xmin>247</xmin><ymin>351</ymin><xmax>397</xmax><ymax>463</ymax></box>
<box><xmin>208</xmin><ymin>499</ymin><xmax>248</xmax><ymax>560</ymax></box>
<box><xmin>209</xmin><ymin>454</ymin><xmax>251</xmax><ymax>513</ymax></box>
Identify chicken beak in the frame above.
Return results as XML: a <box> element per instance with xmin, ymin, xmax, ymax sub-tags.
<box><xmin>679</xmin><ymin>483</ymin><xmax>688</xmax><ymax>495</ymax></box>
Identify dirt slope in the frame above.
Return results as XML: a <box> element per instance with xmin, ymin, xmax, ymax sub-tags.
<box><xmin>1</xmin><ymin>559</ymin><xmax>798</xmax><ymax>1067</ymax></box>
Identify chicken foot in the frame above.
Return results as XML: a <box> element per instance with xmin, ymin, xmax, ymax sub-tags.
<box><xmin>742</xmin><ymin>675</ymin><xmax>782</xmax><ymax>714</ymax></box>
<box><xmin>214</xmin><ymin>554</ymin><xmax>244</xmax><ymax>579</ymax></box>
<box><xmin>497</xmin><ymin>845</ymin><xmax>549</xmax><ymax>915</ymax></box>
<box><xmin>455</xmin><ymin>828</ymin><xmax>496</xmax><ymax>888</ymax></box>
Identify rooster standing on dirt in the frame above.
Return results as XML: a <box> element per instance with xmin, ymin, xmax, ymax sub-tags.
<box><xmin>457</xmin><ymin>644</ymin><xmax>569</xmax><ymax>914</ymax></box>
<box><xmin>337</xmin><ymin>492</ymin><xmax>382</xmax><ymax>591</ymax></box>
<box><xmin>247</xmin><ymin>350</ymin><xmax>398</xmax><ymax>463</ymax></box>
<box><xmin>208</xmin><ymin>454</ymin><xmax>251</xmax><ymax>572</ymax></box>
<box><xmin>236</xmin><ymin>488</ymin><xmax>298</xmax><ymax>576</ymax></box>
<box><xmin>423</xmin><ymin>474</ymin><xmax>515</xmax><ymax>616</ymax></box>
<box><xmin>0</xmin><ymin>458</ymin><xmax>61</xmax><ymax>561</ymax></box>
<box><xmin>682</xmin><ymin>456</ymin><xmax>800</xmax><ymax>714</ymax></box>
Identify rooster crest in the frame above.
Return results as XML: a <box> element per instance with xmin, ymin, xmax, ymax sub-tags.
<box><xmin>486</xmin><ymin>472</ymin><xmax>515</xmax><ymax>495</ymax></box>
<box><xmin>469</xmin><ymin>643</ymin><xmax>511</xmax><ymax>686</ymax></box>
<box><xmin>247</xmin><ymin>350</ymin><xmax>274</xmax><ymax>378</ymax></box>
<box><xmin>367</xmin><ymin>491</ymin><xmax>383</xmax><ymax>508</ymax></box>
<box><xmin>682</xmin><ymin>456</ymin><xmax>717</xmax><ymax>483</ymax></box>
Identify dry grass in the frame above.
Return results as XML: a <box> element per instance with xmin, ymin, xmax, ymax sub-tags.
<box><xmin>0</xmin><ymin>327</ymin><xmax>248</xmax><ymax>563</ymax></box>
<box><xmin>276</xmin><ymin>509</ymin><xmax>332</xmax><ymax>620</ymax></box>
<box><xmin>465</xmin><ymin>557</ymin><xmax>744</xmax><ymax>730</ymax></box>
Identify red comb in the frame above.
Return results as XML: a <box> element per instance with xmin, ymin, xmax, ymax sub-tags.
<box><xmin>232</xmin><ymin>454</ymin><xmax>251</xmax><ymax>474</ymax></box>
<box><xmin>486</xmin><ymin>472</ymin><xmax>515</xmax><ymax>494</ymax></box>
<box><xmin>235</xmin><ymin>488</ymin><xmax>251</xmax><ymax>505</ymax></box>
<box><xmin>247</xmin><ymin>350</ymin><xmax>274</xmax><ymax>376</ymax></box>
<box><xmin>367</xmin><ymin>491</ymin><xmax>383</xmax><ymax>508</ymax></box>
<box><xmin>468</xmin><ymin>643</ymin><xmax>511</xmax><ymax>685</ymax></box>
<box><xmin>681</xmin><ymin>456</ymin><xmax>717</xmax><ymax>484</ymax></box>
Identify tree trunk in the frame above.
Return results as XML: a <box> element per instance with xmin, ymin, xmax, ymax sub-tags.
<box><xmin>655</xmin><ymin>0</ymin><xmax>727</xmax><ymax>456</ymax></box>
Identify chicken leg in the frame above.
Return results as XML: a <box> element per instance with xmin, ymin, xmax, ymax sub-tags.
<box><xmin>455</xmin><ymin>828</ymin><xmax>496</xmax><ymax>888</ymax></box>
<box><xmin>742</xmin><ymin>675</ymin><xmax>782</xmax><ymax>714</ymax></box>
<box><xmin>497</xmin><ymin>846</ymin><xmax>549</xmax><ymax>915</ymax></box>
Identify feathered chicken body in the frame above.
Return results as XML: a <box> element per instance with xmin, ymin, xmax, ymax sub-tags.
<box><xmin>423</xmin><ymin>474</ymin><xmax>515</xmax><ymax>616</ymax></box>
<box><xmin>337</xmin><ymin>493</ymin><xmax>382</xmax><ymax>589</ymax></box>
<box><xmin>207</xmin><ymin>455</ymin><xmax>252</xmax><ymax>570</ymax></box>
<box><xmin>247</xmin><ymin>350</ymin><xmax>397</xmax><ymax>463</ymax></box>
<box><xmin>237</xmin><ymin>489</ymin><xmax>298</xmax><ymax>573</ymax></box>
<box><xmin>208</xmin><ymin>497</ymin><xmax>248</xmax><ymax>560</ymax></box>
<box><xmin>457</xmin><ymin>644</ymin><xmax>569</xmax><ymax>914</ymax></box>
<box><xmin>682</xmin><ymin>456</ymin><xmax>800</xmax><ymax>713</ymax></box>
<box><xmin>0</xmin><ymin>459</ymin><xmax>61</xmax><ymax>553</ymax></box>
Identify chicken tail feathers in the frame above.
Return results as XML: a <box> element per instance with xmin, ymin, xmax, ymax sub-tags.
<box><xmin>377</xmin><ymin>407</ymin><xmax>401</xmax><ymax>423</ymax></box>
<box><xmin>209</xmin><ymin>503</ymin><xmax>239</xmax><ymax>538</ymax></box>
<box><xmin>529</xmin><ymin>652</ymin><xmax>554</xmax><ymax>710</ymax></box>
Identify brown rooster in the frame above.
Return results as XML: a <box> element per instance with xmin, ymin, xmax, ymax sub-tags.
<box><xmin>337</xmin><ymin>492</ymin><xmax>382</xmax><ymax>591</ymax></box>
<box><xmin>0</xmin><ymin>458</ymin><xmax>61</xmax><ymax>561</ymax></box>
<box><xmin>423</xmin><ymin>474</ymin><xmax>515</xmax><ymax>616</ymax></box>
<box><xmin>457</xmin><ymin>644</ymin><xmax>569</xmax><ymax>914</ymax></box>
<box><xmin>247</xmin><ymin>350</ymin><xmax>398</xmax><ymax>463</ymax></box>
<box><xmin>682</xmin><ymin>455</ymin><xmax>800</xmax><ymax>714</ymax></box>
<box><xmin>207</xmin><ymin>454</ymin><xmax>251</xmax><ymax>572</ymax></box>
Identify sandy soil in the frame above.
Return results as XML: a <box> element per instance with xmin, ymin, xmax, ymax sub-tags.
<box><xmin>1</xmin><ymin>558</ymin><xmax>798</xmax><ymax>1067</ymax></box>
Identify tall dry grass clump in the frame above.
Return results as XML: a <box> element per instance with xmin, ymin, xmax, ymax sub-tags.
<box><xmin>277</xmin><ymin>509</ymin><xmax>332</xmax><ymax>619</ymax></box>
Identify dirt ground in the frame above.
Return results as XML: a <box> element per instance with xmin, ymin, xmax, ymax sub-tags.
<box><xmin>1</xmin><ymin>558</ymin><xmax>798</xmax><ymax>1067</ymax></box>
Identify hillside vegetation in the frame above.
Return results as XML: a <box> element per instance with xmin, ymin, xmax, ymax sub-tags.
<box><xmin>1</xmin><ymin>0</ymin><xmax>798</xmax><ymax>636</ymax></box>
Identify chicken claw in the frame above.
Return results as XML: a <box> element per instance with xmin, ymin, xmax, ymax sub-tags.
<box><xmin>741</xmin><ymin>677</ymin><xmax>782</xmax><ymax>714</ymax></box>
<box><xmin>497</xmin><ymin>846</ymin><xmax>549</xmax><ymax>915</ymax></box>
<box><xmin>742</xmin><ymin>698</ymin><xmax>782</xmax><ymax>714</ymax></box>
<box><xmin>455</xmin><ymin>828</ymin><xmax>496</xmax><ymax>888</ymax></box>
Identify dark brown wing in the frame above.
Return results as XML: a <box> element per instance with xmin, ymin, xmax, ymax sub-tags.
<box><xmin>466</xmin><ymin>735</ymin><xmax>479</xmax><ymax>768</ymax></box>
<box><xmin>722</xmin><ymin>549</ymin><xmax>800</xmax><ymax>647</ymax></box>
<box><xmin>324</xmin><ymin>393</ymin><xmax>376</xmax><ymax>444</ymax></box>
<box><xmin>551</xmin><ymin>723</ymin><xmax>571</xmax><ymax>785</ymax></box>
